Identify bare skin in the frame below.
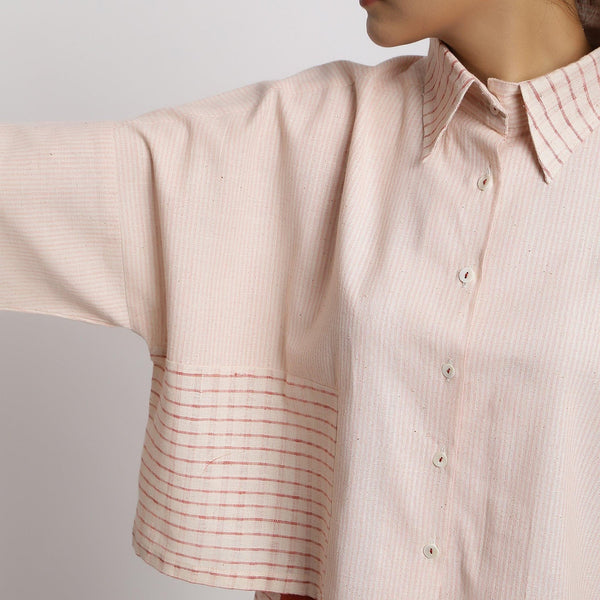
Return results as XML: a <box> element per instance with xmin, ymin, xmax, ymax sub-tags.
<box><xmin>361</xmin><ymin>0</ymin><xmax>593</xmax><ymax>85</ymax></box>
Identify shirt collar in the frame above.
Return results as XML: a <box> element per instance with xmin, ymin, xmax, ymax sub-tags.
<box><xmin>421</xmin><ymin>36</ymin><xmax>600</xmax><ymax>184</ymax></box>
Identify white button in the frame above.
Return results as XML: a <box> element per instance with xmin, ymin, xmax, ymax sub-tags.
<box><xmin>477</xmin><ymin>173</ymin><xmax>491</xmax><ymax>190</ymax></box>
<box><xmin>489</xmin><ymin>104</ymin><xmax>499</xmax><ymax>115</ymax></box>
<box><xmin>458</xmin><ymin>267</ymin><xmax>475</xmax><ymax>284</ymax></box>
<box><xmin>423</xmin><ymin>543</ymin><xmax>440</xmax><ymax>559</ymax></box>
<box><xmin>442</xmin><ymin>363</ymin><xmax>456</xmax><ymax>379</ymax></box>
<box><xmin>433</xmin><ymin>451</ymin><xmax>447</xmax><ymax>468</ymax></box>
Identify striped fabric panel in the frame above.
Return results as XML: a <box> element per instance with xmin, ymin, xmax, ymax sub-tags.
<box><xmin>131</xmin><ymin>353</ymin><xmax>338</xmax><ymax>598</ymax></box>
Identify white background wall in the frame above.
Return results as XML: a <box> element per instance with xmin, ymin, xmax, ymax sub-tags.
<box><xmin>0</xmin><ymin>1</ymin><xmax>427</xmax><ymax>598</ymax></box>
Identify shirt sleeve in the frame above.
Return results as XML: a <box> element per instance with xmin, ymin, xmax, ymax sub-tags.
<box><xmin>112</xmin><ymin>82</ymin><xmax>344</xmax><ymax>599</ymax></box>
<box><xmin>1</xmin><ymin>70</ymin><xmax>346</xmax><ymax>599</ymax></box>
<box><xmin>0</xmin><ymin>120</ymin><xmax>130</xmax><ymax>331</ymax></box>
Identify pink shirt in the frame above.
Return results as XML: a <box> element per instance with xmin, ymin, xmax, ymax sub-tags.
<box><xmin>2</xmin><ymin>21</ymin><xmax>600</xmax><ymax>600</ymax></box>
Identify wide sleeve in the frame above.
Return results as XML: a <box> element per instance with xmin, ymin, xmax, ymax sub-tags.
<box><xmin>0</xmin><ymin>68</ymin><xmax>348</xmax><ymax>599</ymax></box>
<box><xmin>0</xmin><ymin>120</ymin><xmax>130</xmax><ymax>331</ymax></box>
<box><xmin>113</xmin><ymin>81</ymin><xmax>345</xmax><ymax>600</ymax></box>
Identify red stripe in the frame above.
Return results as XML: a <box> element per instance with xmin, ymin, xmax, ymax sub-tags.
<box><xmin>140</xmin><ymin>452</ymin><xmax>334</xmax><ymax>507</ymax></box>
<box><xmin>132</xmin><ymin>529</ymin><xmax>323</xmax><ymax>593</ymax></box>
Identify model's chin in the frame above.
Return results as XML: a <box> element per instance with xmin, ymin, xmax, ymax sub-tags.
<box><xmin>365</xmin><ymin>20</ymin><xmax>402</xmax><ymax>48</ymax></box>
<box><xmin>366</xmin><ymin>15</ymin><xmax>426</xmax><ymax>49</ymax></box>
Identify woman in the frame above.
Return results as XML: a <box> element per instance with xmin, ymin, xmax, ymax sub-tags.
<box><xmin>2</xmin><ymin>0</ymin><xmax>600</xmax><ymax>599</ymax></box>
<box><xmin>280</xmin><ymin>2</ymin><xmax>599</xmax><ymax>599</ymax></box>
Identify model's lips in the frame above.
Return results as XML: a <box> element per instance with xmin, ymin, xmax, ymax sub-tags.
<box><xmin>360</xmin><ymin>0</ymin><xmax>380</xmax><ymax>7</ymax></box>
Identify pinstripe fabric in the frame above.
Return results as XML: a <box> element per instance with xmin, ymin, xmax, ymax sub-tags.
<box><xmin>2</xmin><ymin>30</ymin><xmax>600</xmax><ymax>600</ymax></box>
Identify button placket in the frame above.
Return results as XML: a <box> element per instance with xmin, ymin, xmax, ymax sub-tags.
<box><xmin>427</xmin><ymin>158</ymin><xmax>493</xmax><ymax>560</ymax></box>
<box><xmin>427</xmin><ymin>161</ymin><xmax>493</xmax><ymax>561</ymax></box>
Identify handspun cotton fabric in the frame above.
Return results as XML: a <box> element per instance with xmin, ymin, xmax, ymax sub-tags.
<box><xmin>2</xmin><ymin>14</ymin><xmax>600</xmax><ymax>600</ymax></box>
